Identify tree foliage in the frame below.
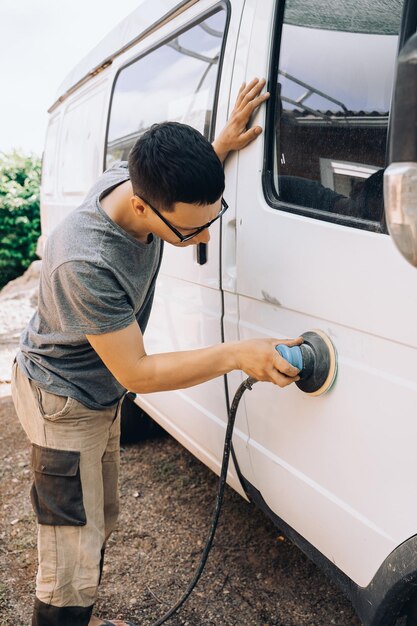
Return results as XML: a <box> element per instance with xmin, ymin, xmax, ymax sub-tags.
<box><xmin>0</xmin><ymin>152</ymin><xmax>41</xmax><ymax>289</ymax></box>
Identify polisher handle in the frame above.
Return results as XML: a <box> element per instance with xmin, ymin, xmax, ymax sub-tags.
<box><xmin>275</xmin><ymin>345</ymin><xmax>303</xmax><ymax>371</ymax></box>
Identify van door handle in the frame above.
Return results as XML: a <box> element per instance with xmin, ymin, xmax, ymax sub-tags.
<box><xmin>197</xmin><ymin>243</ymin><xmax>207</xmax><ymax>265</ymax></box>
<box><xmin>223</xmin><ymin>218</ymin><xmax>237</xmax><ymax>291</ymax></box>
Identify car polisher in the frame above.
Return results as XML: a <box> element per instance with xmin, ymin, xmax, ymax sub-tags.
<box><xmin>276</xmin><ymin>330</ymin><xmax>337</xmax><ymax>396</ymax></box>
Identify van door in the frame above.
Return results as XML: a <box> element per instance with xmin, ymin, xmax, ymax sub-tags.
<box><xmin>229</xmin><ymin>0</ymin><xmax>417</xmax><ymax>586</ymax></box>
<box><xmin>106</xmin><ymin>2</ymin><xmax>248</xmax><ymax>494</ymax></box>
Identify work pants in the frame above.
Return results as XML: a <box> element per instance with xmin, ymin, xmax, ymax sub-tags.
<box><xmin>11</xmin><ymin>361</ymin><xmax>122</xmax><ymax>626</ymax></box>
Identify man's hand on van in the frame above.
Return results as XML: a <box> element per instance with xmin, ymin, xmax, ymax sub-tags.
<box><xmin>234</xmin><ymin>337</ymin><xmax>303</xmax><ymax>387</ymax></box>
<box><xmin>212</xmin><ymin>77</ymin><xmax>270</xmax><ymax>163</ymax></box>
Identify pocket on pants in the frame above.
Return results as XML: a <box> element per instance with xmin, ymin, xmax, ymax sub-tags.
<box><xmin>30</xmin><ymin>444</ymin><xmax>86</xmax><ymax>526</ymax></box>
<box><xmin>34</xmin><ymin>385</ymin><xmax>76</xmax><ymax>421</ymax></box>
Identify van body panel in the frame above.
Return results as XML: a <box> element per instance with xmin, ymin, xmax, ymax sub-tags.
<box><xmin>135</xmin><ymin>387</ymin><xmax>249</xmax><ymax>498</ymax></box>
<box><xmin>229</xmin><ymin>0</ymin><xmax>417</xmax><ymax>587</ymax></box>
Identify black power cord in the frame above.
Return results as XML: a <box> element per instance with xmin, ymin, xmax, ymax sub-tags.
<box><xmin>149</xmin><ymin>376</ymin><xmax>258</xmax><ymax>626</ymax></box>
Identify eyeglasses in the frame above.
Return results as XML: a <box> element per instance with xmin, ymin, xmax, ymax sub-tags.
<box><xmin>134</xmin><ymin>194</ymin><xmax>229</xmax><ymax>243</ymax></box>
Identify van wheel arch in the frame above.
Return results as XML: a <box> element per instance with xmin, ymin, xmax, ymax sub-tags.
<box><xmin>353</xmin><ymin>535</ymin><xmax>417</xmax><ymax>626</ymax></box>
<box><xmin>400</xmin><ymin>588</ymin><xmax>417</xmax><ymax>625</ymax></box>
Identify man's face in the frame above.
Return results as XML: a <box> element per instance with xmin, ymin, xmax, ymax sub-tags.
<box><xmin>135</xmin><ymin>196</ymin><xmax>224</xmax><ymax>247</ymax></box>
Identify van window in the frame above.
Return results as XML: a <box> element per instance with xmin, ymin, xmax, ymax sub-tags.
<box><xmin>268</xmin><ymin>0</ymin><xmax>404</xmax><ymax>229</ymax></box>
<box><xmin>42</xmin><ymin>114</ymin><xmax>60</xmax><ymax>196</ymax></box>
<box><xmin>106</xmin><ymin>9</ymin><xmax>227</xmax><ymax>168</ymax></box>
<box><xmin>60</xmin><ymin>87</ymin><xmax>107</xmax><ymax>195</ymax></box>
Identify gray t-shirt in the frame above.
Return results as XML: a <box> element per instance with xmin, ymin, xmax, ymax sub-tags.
<box><xmin>17</xmin><ymin>162</ymin><xmax>163</xmax><ymax>409</ymax></box>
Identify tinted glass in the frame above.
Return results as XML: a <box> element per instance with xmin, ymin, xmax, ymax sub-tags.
<box><xmin>106</xmin><ymin>10</ymin><xmax>226</xmax><ymax>167</ymax></box>
<box><xmin>271</xmin><ymin>0</ymin><xmax>404</xmax><ymax>226</ymax></box>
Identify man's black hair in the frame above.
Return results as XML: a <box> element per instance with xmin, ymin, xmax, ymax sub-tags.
<box><xmin>128</xmin><ymin>122</ymin><xmax>225</xmax><ymax>212</ymax></box>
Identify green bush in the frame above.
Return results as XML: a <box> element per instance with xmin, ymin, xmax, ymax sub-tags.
<box><xmin>0</xmin><ymin>151</ymin><xmax>41</xmax><ymax>289</ymax></box>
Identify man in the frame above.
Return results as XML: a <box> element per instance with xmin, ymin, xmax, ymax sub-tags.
<box><xmin>11</xmin><ymin>78</ymin><xmax>301</xmax><ymax>626</ymax></box>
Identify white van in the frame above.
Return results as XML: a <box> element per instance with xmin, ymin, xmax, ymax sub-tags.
<box><xmin>39</xmin><ymin>1</ymin><xmax>417</xmax><ymax>623</ymax></box>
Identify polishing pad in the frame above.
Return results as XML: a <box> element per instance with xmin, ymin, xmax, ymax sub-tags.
<box><xmin>297</xmin><ymin>330</ymin><xmax>337</xmax><ymax>396</ymax></box>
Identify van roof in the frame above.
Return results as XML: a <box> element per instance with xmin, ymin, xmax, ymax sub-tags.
<box><xmin>49</xmin><ymin>0</ymin><xmax>196</xmax><ymax>112</ymax></box>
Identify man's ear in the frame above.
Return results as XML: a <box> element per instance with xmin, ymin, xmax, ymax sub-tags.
<box><xmin>131</xmin><ymin>195</ymin><xmax>147</xmax><ymax>217</ymax></box>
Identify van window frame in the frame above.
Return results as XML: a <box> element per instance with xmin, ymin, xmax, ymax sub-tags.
<box><xmin>103</xmin><ymin>1</ymin><xmax>231</xmax><ymax>172</ymax></box>
<box><xmin>261</xmin><ymin>0</ymin><xmax>407</xmax><ymax>234</ymax></box>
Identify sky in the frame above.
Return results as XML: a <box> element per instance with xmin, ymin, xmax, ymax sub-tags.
<box><xmin>0</xmin><ymin>0</ymin><xmax>140</xmax><ymax>157</ymax></box>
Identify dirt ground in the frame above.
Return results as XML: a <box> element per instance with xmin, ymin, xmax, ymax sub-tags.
<box><xmin>0</xmin><ymin>265</ymin><xmax>361</xmax><ymax>626</ymax></box>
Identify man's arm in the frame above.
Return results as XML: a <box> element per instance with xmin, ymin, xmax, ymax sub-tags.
<box><xmin>212</xmin><ymin>77</ymin><xmax>270</xmax><ymax>163</ymax></box>
<box><xmin>86</xmin><ymin>321</ymin><xmax>301</xmax><ymax>394</ymax></box>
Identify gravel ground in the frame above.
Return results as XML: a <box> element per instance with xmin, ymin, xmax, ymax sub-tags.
<box><xmin>0</xmin><ymin>264</ymin><xmax>361</xmax><ymax>626</ymax></box>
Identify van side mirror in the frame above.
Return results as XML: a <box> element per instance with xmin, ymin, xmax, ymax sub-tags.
<box><xmin>384</xmin><ymin>32</ymin><xmax>417</xmax><ymax>268</ymax></box>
